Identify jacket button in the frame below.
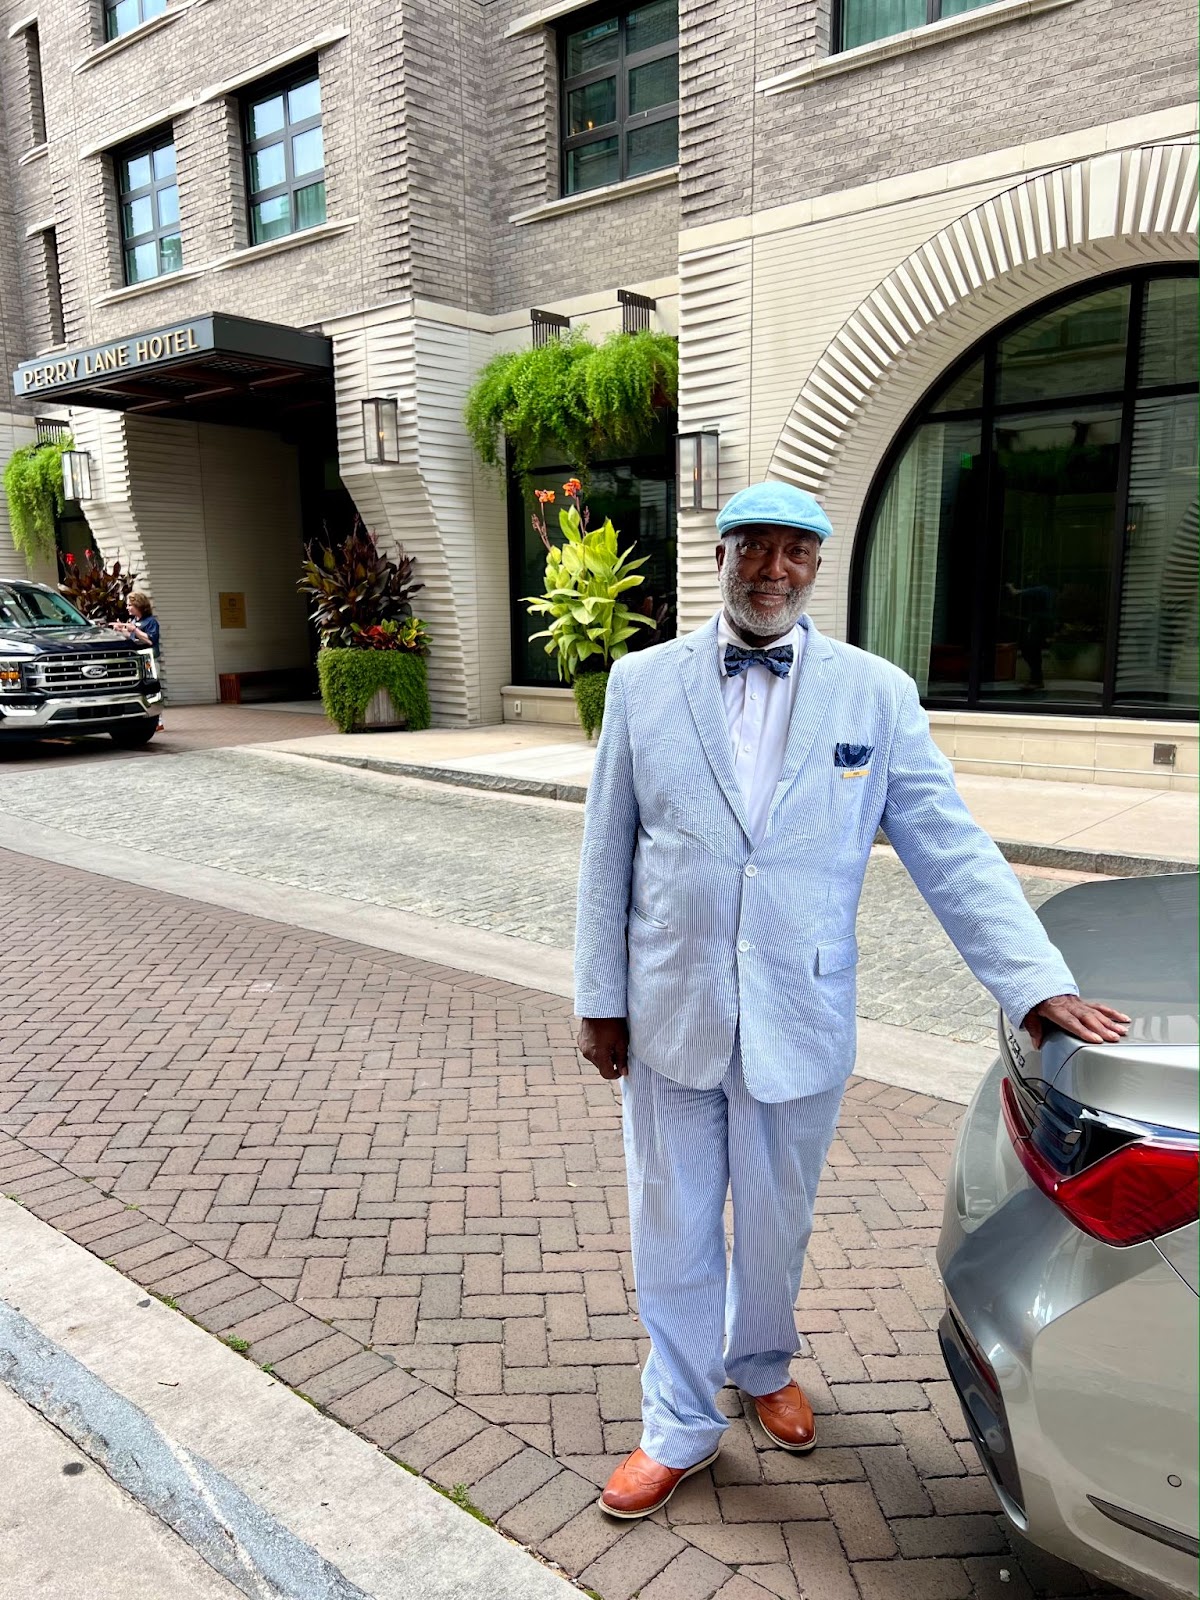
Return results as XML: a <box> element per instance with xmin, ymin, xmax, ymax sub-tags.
<box><xmin>744</xmin><ymin>865</ymin><xmax>757</xmax><ymax>877</ymax></box>
<box><xmin>738</xmin><ymin>939</ymin><xmax>751</xmax><ymax>953</ymax></box>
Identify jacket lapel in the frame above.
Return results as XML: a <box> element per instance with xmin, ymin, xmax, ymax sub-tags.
<box><xmin>680</xmin><ymin>614</ymin><xmax>754</xmax><ymax>845</ymax></box>
<box><xmin>767</xmin><ymin>616</ymin><xmax>836</xmax><ymax>826</ymax></box>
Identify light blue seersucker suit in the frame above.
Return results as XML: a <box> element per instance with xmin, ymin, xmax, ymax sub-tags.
<box><xmin>574</xmin><ymin>607</ymin><xmax>1078</xmax><ymax>1468</ymax></box>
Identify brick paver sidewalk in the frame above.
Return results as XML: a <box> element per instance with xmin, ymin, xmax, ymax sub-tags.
<box><xmin>0</xmin><ymin>847</ymin><xmax>1125</xmax><ymax>1600</ymax></box>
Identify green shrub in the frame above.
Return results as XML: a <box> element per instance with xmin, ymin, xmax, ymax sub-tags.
<box><xmin>4</xmin><ymin>436</ymin><xmax>71</xmax><ymax>563</ymax></box>
<box><xmin>573</xmin><ymin>671</ymin><xmax>609</xmax><ymax>739</ymax></box>
<box><xmin>317</xmin><ymin>648</ymin><xmax>431</xmax><ymax>734</ymax></box>
<box><xmin>465</xmin><ymin>330</ymin><xmax>677</xmax><ymax>486</ymax></box>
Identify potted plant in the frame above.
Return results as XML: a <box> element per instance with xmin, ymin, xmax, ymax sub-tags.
<box><xmin>524</xmin><ymin>480</ymin><xmax>651</xmax><ymax>737</ymax></box>
<box><xmin>3</xmin><ymin>434</ymin><xmax>72</xmax><ymax>565</ymax></box>
<box><xmin>58</xmin><ymin>549</ymin><xmax>137</xmax><ymax>622</ymax></box>
<box><xmin>297</xmin><ymin>519</ymin><xmax>432</xmax><ymax>733</ymax></box>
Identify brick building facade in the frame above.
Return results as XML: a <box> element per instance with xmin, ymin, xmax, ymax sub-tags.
<box><xmin>0</xmin><ymin>0</ymin><xmax>1195</xmax><ymax>780</ymax></box>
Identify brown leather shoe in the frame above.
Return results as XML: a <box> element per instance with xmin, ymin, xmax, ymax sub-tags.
<box><xmin>750</xmin><ymin>1381</ymin><xmax>817</xmax><ymax>1452</ymax></box>
<box><xmin>598</xmin><ymin>1446</ymin><xmax>720</xmax><ymax>1519</ymax></box>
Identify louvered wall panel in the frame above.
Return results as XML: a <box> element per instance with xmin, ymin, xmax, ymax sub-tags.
<box><xmin>676</xmin><ymin>240</ymin><xmax>753</xmax><ymax>631</ymax></box>
<box><xmin>0</xmin><ymin>413</ymin><xmax>45</xmax><ymax>580</ymax></box>
<box><xmin>414</xmin><ymin>318</ymin><xmax>510</xmax><ymax>725</ymax></box>
<box><xmin>333</xmin><ymin>312</ymin><xmax>470</xmax><ymax>726</ymax></box>
<box><xmin>123</xmin><ymin>417</ymin><xmax>216</xmax><ymax>704</ymax></box>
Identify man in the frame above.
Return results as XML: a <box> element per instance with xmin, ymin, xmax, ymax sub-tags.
<box><xmin>574</xmin><ymin>481</ymin><xmax>1128</xmax><ymax>1520</ymax></box>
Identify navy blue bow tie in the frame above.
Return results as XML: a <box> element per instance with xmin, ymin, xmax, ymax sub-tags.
<box><xmin>724</xmin><ymin>642</ymin><xmax>794</xmax><ymax>679</ymax></box>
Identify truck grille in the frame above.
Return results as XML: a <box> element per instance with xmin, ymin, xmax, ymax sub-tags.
<box><xmin>30</xmin><ymin>652</ymin><xmax>141</xmax><ymax>693</ymax></box>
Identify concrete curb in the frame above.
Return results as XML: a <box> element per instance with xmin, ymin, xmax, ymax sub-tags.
<box><xmin>285</xmin><ymin>750</ymin><xmax>1199</xmax><ymax>878</ymax></box>
<box><xmin>0</xmin><ymin>1200</ymin><xmax>579</xmax><ymax>1600</ymax></box>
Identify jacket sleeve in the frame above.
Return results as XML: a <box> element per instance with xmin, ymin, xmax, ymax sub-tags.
<box><xmin>881</xmin><ymin>676</ymin><xmax>1078</xmax><ymax>1029</ymax></box>
<box><xmin>574</xmin><ymin>662</ymin><xmax>639</xmax><ymax>1018</ymax></box>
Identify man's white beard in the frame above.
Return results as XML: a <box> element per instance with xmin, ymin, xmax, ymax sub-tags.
<box><xmin>720</xmin><ymin>561</ymin><xmax>813</xmax><ymax>640</ymax></box>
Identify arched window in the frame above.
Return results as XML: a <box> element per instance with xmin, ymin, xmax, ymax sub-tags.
<box><xmin>852</xmin><ymin>268</ymin><xmax>1198</xmax><ymax>714</ymax></box>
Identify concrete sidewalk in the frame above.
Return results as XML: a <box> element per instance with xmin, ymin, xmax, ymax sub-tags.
<box><xmin>0</xmin><ymin>1199</ymin><xmax>580</xmax><ymax>1600</ymax></box>
<box><xmin>264</xmin><ymin>723</ymin><xmax>1199</xmax><ymax>875</ymax></box>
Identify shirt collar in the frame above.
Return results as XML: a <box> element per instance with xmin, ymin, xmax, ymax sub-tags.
<box><xmin>717</xmin><ymin>611</ymin><xmax>802</xmax><ymax>677</ymax></box>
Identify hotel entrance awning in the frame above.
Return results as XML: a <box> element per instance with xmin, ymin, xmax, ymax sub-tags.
<box><xmin>12</xmin><ymin>313</ymin><xmax>334</xmax><ymax>429</ymax></box>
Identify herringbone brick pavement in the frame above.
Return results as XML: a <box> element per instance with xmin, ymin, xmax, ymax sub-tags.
<box><xmin>0</xmin><ymin>847</ymin><xmax>1127</xmax><ymax>1600</ymax></box>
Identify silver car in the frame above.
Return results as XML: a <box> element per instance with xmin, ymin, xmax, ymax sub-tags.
<box><xmin>938</xmin><ymin>872</ymin><xmax>1199</xmax><ymax>1600</ymax></box>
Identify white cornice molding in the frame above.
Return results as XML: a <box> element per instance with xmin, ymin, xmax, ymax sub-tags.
<box><xmin>196</xmin><ymin>29</ymin><xmax>349</xmax><ymax>103</ymax></box>
<box><xmin>678</xmin><ymin>105</ymin><xmax>1200</xmax><ymax>254</ymax></box>
<box><xmin>505</xmin><ymin>0</ymin><xmax>593</xmax><ymax>38</ymax></box>
<box><xmin>79</xmin><ymin>100</ymin><xmax>195</xmax><ymax>159</ymax></box>
<box><xmin>73</xmin><ymin>0</ymin><xmax>198</xmax><ymax>73</ymax></box>
<box><xmin>510</xmin><ymin>166</ymin><xmax>678</xmax><ymax>226</ymax></box>
<box><xmin>758</xmin><ymin>0</ymin><xmax>1080</xmax><ymax>95</ymax></box>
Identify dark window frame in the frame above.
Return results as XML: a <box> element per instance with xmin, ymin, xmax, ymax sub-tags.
<box><xmin>23</xmin><ymin>23</ymin><xmax>46</xmax><ymax>147</ymax></box>
<box><xmin>558</xmin><ymin>0</ymin><xmax>679</xmax><ymax>197</ymax></box>
<box><xmin>114</xmin><ymin>128</ymin><xmax>181</xmax><ymax>287</ymax></box>
<box><xmin>848</xmin><ymin>264</ymin><xmax>1199</xmax><ymax>720</ymax></box>
<box><xmin>104</xmin><ymin>0</ymin><xmax>167</xmax><ymax>44</ymax></box>
<box><xmin>240</xmin><ymin>62</ymin><xmax>326</xmax><ymax>246</ymax></box>
<box><xmin>833</xmin><ymin>0</ymin><xmax>997</xmax><ymax>52</ymax></box>
<box><xmin>40</xmin><ymin>228</ymin><xmax>64</xmax><ymax>346</ymax></box>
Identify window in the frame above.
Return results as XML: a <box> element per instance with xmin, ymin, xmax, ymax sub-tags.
<box><xmin>104</xmin><ymin>0</ymin><xmax>166</xmax><ymax>42</ymax></box>
<box><xmin>836</xmin><ymin>0</ymin><xmax>996</xmax><ymax>51</ymax></box>
<box><xmin>39</xmin><ymin>228</ymin><xmax>64</xmax><ymax>345</ymax></box>
<box><xmin>24</xmin><ymin>24</ymin><xmax>46</xmax><ymax>147</ymax></box>
<box><xmin>509</xmin><ymin>424</ymin><xmax>677</xmax><ymax>684</ymax></box>
<box><xmin>560</xmin><ymin>0</ymin><xmax>678</xmax><ymax>196</ymax></box>
<box><xmin>853</xmin><ymin>269</ymin><xmax>1199</xmax><ymax>716</ymax></box>
<box><xmin>115</xmin><ymin>133</ymin><xmax>181</xmax><ymax>285</ymax></box>
<box><xmin>242</xmin><ymin>68</ymin><xmax>326</xmax><ymax>245</ymax></box>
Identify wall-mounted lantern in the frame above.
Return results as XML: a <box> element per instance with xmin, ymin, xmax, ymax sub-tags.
<box><xmin>362</xmin><ymin>397</ymin><xmax>400</xmax><ymax>464</ymax></box>
<box><xmin>60</xmin><ymin>448</ymin><xmax>93</xmax><ymax>501</ymax></box>
<box><xmin>676</xmin><ymin>429</ymin><xmax>719</xmax><ymax>512</ymax></box>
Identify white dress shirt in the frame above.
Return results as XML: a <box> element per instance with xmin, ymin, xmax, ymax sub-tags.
<box><xmin>717</xmin><ymin>610</ymin><xmax>803</xmax><ymax>845</ymax></box>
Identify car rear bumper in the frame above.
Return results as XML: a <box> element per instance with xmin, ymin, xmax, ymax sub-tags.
<box><xmin>0</xmin><ymin>690</ymin><xmax>160</xmax><ymax>733</ymax></box>
<box><xmin>939</xmin><ymin>1058</ymin><xmax>1199</xmax><ymax>1600</ymax></box>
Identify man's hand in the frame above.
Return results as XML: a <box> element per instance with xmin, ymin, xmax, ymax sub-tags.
<box><xmin>1022</xmin><ymin>995</ymin><xmax>1131</xmax><ymax>1049</ymax></box>
<box><xmin>577</xmin><ymin>1017</ymin><xmax>630</xmax><ymax>1080</ymax></box>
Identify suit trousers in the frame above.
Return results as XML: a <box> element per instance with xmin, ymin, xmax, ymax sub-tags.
<box><xmin>621</xmin><ymin>1040</ymin><xmax>845</xmax><ymax>1468</ymax></box>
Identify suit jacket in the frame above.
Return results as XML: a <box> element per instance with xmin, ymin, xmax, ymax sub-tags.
<box><xmin>574</xmin><ymin>613</ymin><xmax>1077</xmax><ymax>1102</ymax></box>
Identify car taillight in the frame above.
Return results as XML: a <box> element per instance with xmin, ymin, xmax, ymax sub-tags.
<box><xmin>1001</xmin><ymin>1075</ymin><xmax>1199</xmax><ymax>1247</ymax></box>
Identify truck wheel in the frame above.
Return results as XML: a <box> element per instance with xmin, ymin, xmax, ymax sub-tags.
<box><xmin>109</xmin><ymin>718</ymin><xmax>159</xmax><ymax>748</ymax></box>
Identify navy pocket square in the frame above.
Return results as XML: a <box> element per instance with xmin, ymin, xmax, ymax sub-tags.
<box><xmin>834</xmin><ymin>743</ymin><xmax>874</xmax><ymax>770</ymax></box>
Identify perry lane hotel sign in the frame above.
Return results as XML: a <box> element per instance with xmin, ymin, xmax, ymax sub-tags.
<box><xmin>13</xmin><ymin>318</ymin><xmax>216</xmax><ymax>397</ymax></box>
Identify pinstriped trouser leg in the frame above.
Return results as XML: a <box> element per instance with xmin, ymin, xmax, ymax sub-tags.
<box><xmin>723</xmin><ymin>1057</ymin><xmax>844</xmax><ymax>1398</ymax></box>
<box><xmin>621</xmin><ymin>1058</ymin><xmax>731</xmax><ymax>1468</ymax></box>
<box><xmin>622</xmin><ymin>1043</ymin><xmax>845</xmax><ymax>1467</ymax></box>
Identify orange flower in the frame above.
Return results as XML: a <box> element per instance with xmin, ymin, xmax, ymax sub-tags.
<box><xmin>534</xmin><ymin>489</ymin><xmax>556</xmax><ymax>504</ymax></box>
<box><xmin>563</xmin><ymin>478</ymin><xmax>582</xmax><ymax>497</ymax></box>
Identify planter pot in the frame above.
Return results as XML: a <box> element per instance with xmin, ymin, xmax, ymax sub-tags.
<box><xmin>317</xmin><ymin>647</ymin><xmax>432</xmax><ymax>734</ymax></box>
<box><xmin>358</xmin><ymin>686</ymin><xmax>409</xmax><ymax>732</ymax></box>
<box><xmin>573</xmin><ymin>670</ymin><xmax>609</xmax><ymax>739</ymax></box>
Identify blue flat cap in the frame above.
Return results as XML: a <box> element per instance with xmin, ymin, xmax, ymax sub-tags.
<box><xmin>715</xmin><ymin>481</ymin><xmax>833</xmax><ymax>543</ymax></box>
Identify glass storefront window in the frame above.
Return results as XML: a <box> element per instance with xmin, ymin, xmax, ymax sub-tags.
<box><xmin>854</xmin><ymin>269</ymin><xmax>1198</xmax><ymax>716</ymax></box>
<box><xmin>1116</xmin><ymin>395</ymin><xmax>1199</xmax><ymax>708</ymax></box>
<box><xmin>996</xmin><ymin>283</ymin><xmax>1129</xmax><ymax>406</ymax></box>
<box><xmin>510</xmin><ymin>442</ymin><xmax>676</xmax><ymax>686</ymax></box>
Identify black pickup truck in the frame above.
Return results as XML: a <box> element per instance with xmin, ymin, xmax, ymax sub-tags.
<box><xmin>0</xmin><ymin>579</ymin><xmax>162</xmax><ymax>747</ymax></box>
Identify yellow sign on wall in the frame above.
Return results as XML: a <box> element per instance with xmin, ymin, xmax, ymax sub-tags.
<box><xmin>219</xmin><ymin>592</ymin><xmax>247</xmax><ymax>629</ymax></box>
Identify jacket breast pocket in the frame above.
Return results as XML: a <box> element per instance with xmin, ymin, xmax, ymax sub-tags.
<box><xmin>816</xmin><ymin>934</ymin><xmax>859</xmax><ymax>976</ymax></box>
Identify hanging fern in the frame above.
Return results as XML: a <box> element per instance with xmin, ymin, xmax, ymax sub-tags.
<box><xmin>3</xmin><ymin>435</ymin><xmax>72</xmax><ymax>564</ymax></box>
<box><xmin>465</xmin><ymin>330</ymin><xmax>677</xmax><ymax>485</ymax></box>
